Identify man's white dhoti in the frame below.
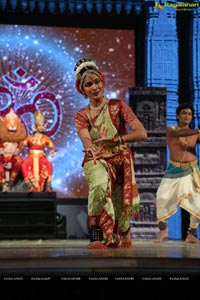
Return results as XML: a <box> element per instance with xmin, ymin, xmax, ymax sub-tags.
<box><xmin>156</xmin><ymin>160</ymin><xmax>200</xmax><ymax>223</ymax></box>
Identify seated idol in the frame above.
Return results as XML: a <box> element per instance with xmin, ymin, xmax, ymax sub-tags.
<box><xmin>21</xmin><ymin>110</ymin><xmax>56</xmax><ymax>193</ymax></box>
<box><xmin>0</xmin><ymin>108</ymin><xmax>27</xmax><ymax>192</ymax></box>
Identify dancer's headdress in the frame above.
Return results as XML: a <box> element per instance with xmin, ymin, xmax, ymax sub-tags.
<box><xmin>74</xmin><ymin>58</ymin><xmax>105</xmax><ymax>94</ymax></box>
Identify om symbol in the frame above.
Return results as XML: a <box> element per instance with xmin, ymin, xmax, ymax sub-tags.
<box><xmin>0</xmin><ymin>67</ymin><xmax>61</xmax><ymax>136</ymax></box>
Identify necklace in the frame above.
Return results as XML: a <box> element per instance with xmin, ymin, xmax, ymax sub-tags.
<box><xmin>179</xmin><ymin>137</ymin><xmax>188</xmax><ymax>145</ymax></box>
<box><xmin>87</xmin><ymin>100</ymin><xmax>108</xmax><ymax>129</ymax></box>
<box><xmin>89</xmin><ymin>99</ymin><xmax>106</xmax><ymax>111</ymax></box>
<box><xmin>177</xmin><ymin>126</ymin><xmax>189</xmax><ymax>145</ymax></box>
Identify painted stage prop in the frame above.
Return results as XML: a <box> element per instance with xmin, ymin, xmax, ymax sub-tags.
<box><xmin>0</xmin><ymin>108</ymin><xmax>27</xmax><ymax>192</ymax></box>
<box><xmin>21</xmin><ymin>110</ymin><xmax>56</xmax><ymax>193</ymax></box>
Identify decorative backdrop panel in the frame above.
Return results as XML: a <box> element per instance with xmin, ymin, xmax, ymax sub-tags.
<box><xmin>129</xmin><ymin>86</ymin><xmax>166</xmax><ymax>239</ymax></box>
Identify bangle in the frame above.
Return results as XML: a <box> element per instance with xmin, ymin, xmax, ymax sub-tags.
<box><xmin>197</xmin><ymin>129</ymin><xmax>200</xmax><ymax>134</ymax></box>
<box><xmin>112</xmin><ymin>136</ymin><xmax>118</xmax><ymax>143</ymax></box>
<box><xmin>112</xmin><ymin>136</ymin><xmax>125</xmax><ymax>145</ymax></box>
<box><xmin>83</xmin><ymin>147</ymin><xmax>95</xmax><ymax>157</ymax></box>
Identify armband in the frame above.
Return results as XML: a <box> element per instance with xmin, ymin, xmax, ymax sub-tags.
<box><xmin>170</xmin><ymin>126</ymin><xmax>178</xmax><ymax>131</ymax></box>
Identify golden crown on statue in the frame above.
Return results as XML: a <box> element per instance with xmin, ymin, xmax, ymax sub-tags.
<box><xmin>34</xmin><ymin>110</ymin><xmax>45</xmax><ymax>125</ymax></box>
<box><xmin>5</xmin><ymin>108</ymin><xmax>19</xmax><ymax>121</ymax></box>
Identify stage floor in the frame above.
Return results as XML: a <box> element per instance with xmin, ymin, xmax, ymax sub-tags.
<box><xmin>0</xmin><ymin>238</ymin><xmax>200</xmax><ymax>282</ymax></box>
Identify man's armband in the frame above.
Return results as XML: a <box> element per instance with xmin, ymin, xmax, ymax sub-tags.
<box><xmin>170</xmin><ymin>125</ymin><xmax>178</xmax><ymax>131</ymax></box>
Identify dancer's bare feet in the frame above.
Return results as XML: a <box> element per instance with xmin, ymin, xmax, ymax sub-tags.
<box><xmin>153</xmin><ymin>230</ymin><xmax>168</xmax><ymax>243</ymax></box>
<box><xmin>120</xmin><ymin>228</ymin><xmax>132</xmax><ymax>248</ymax></box>
<box><xmin>108</xmin><ymin>234</ymin><xmax>121</xmax><ymax>248</ymax></box>
<box><xmin>88</xmin><ymin>241</ymin><xmax>108</xmax><ymax>249</ymax></box>
<box><xmin>185</xmin><ymin>233</ymin><xmax>200</xmax><ymax>244</ymax></box>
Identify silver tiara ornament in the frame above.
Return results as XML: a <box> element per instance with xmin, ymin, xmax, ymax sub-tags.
<box><xmin>74</xmin><ymin>59</ymin><xmax>99</xmax><ymax>80</ymax></box>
